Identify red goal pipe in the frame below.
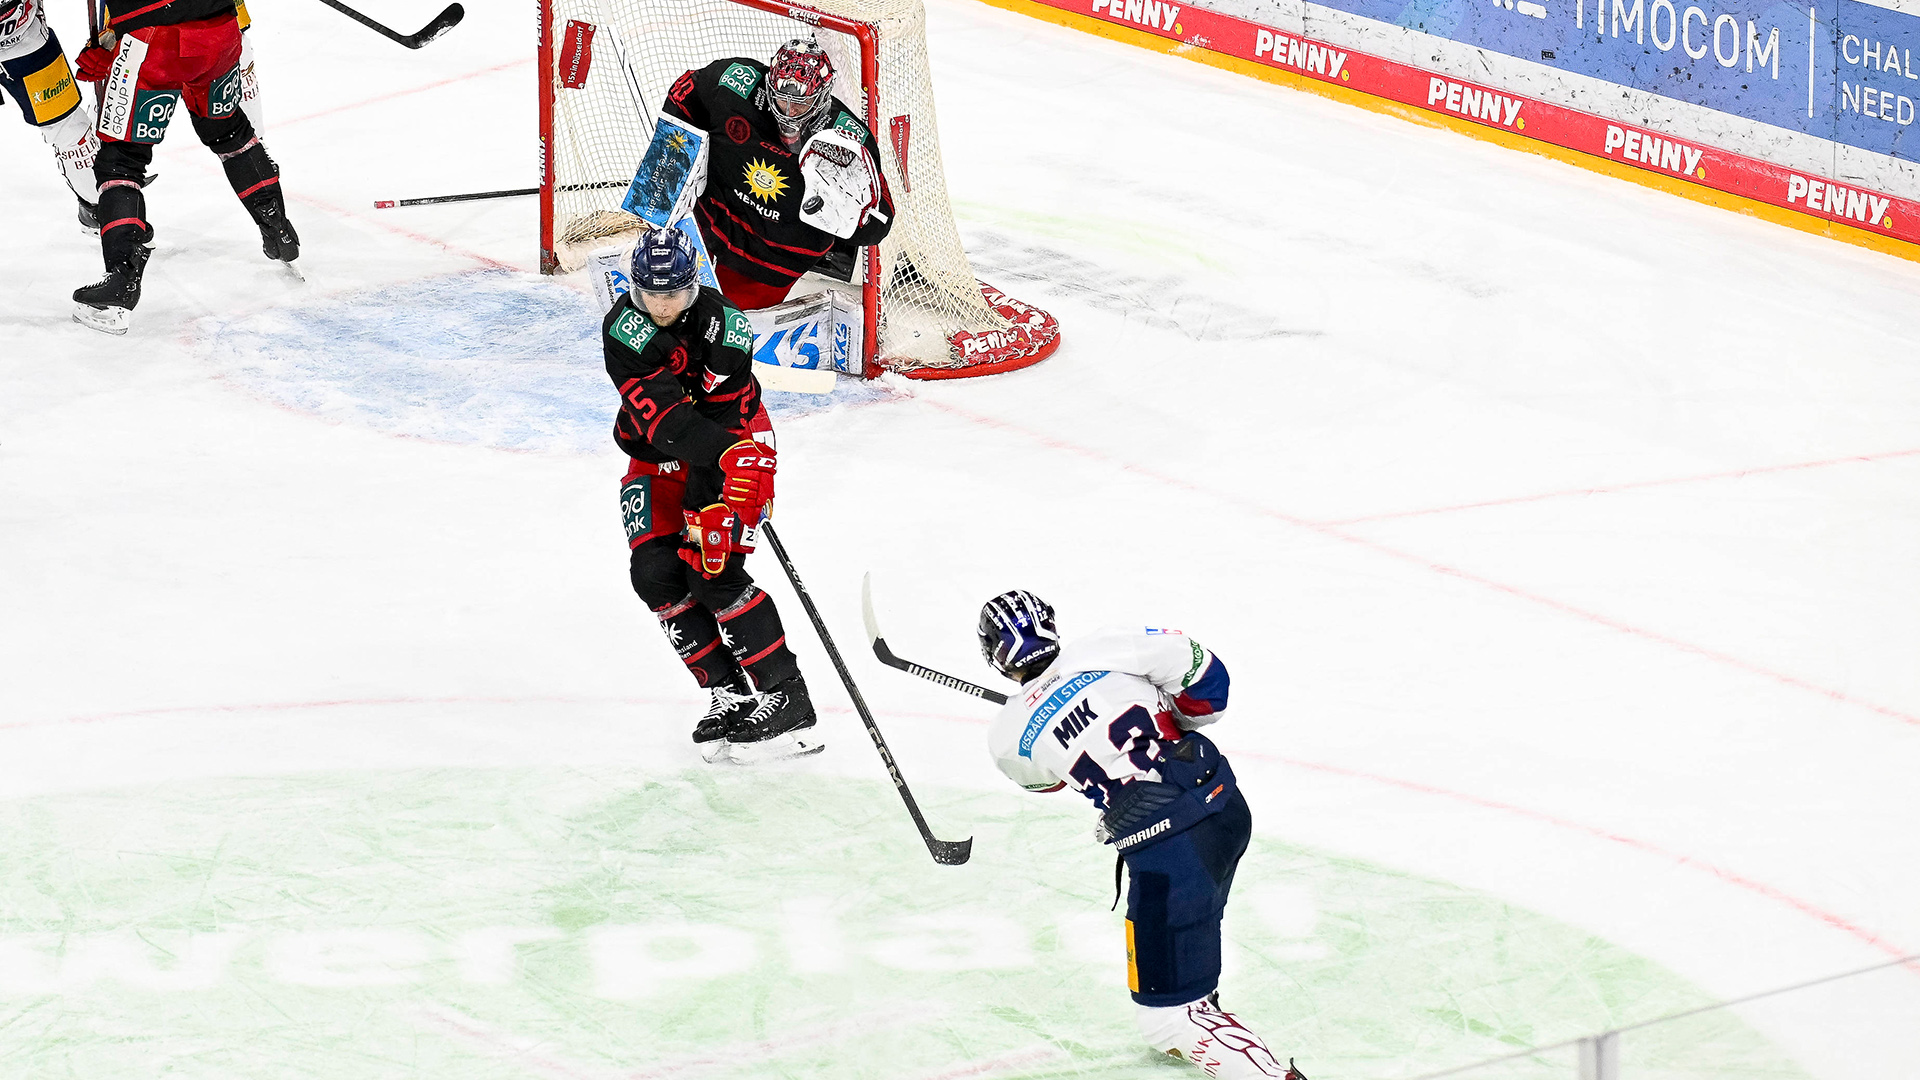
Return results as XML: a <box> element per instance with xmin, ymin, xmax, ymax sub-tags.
<box><xmin>537</xmin><ymin>0</ymin><xmax>557</xmax><ymax>274</ymax></box>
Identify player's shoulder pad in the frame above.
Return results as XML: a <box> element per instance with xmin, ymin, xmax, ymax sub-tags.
<box><xmin>606</xmin><ymin>301</ymin><xmax>659</xmax><ymax>356</ymax></box>
<box><xmin>712</xmin><ymin>57</ymin><xmax>766</xmax><ymax>100</ymax></box>
<box><xmin>828</xmin><ymin>105</ymin><xmax>870</xmax><ymax>143</ymax></box>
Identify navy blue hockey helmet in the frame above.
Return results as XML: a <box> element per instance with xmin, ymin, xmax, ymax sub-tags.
<box><xmin>978</xmin><ymin>590</ymin><xmax>1060</xmax><ymax>681</ymax></box>
<box><xmin>629</xmin><ymin>226</ymin><xmax>698</xmax><ymax>293</ymax></box>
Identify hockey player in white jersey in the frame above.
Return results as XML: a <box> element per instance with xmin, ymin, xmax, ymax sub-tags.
<box><xmin>1</xmin><ymin>0</ymin><xmax>100</xmax><ymax>228</ymax></box>
<box><xmin>980</xmin><ymin>590</ymin><xmax>1309</xmax><ymax>1080</ymax></box>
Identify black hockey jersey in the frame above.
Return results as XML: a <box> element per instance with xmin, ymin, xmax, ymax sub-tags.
<box><xmin>603</xmin><ymin>286</ymin><xmax>765</xmax><ymax>465</ymax></box>
<box><xmin>103</xmin><ymin>0</ymin><xmax>237</xmax><ymax>34</ymax></box>
<box><xmin>662</xmin><ymin>57</ymin><xmax>895</xmax><ymax>288</ymax></box>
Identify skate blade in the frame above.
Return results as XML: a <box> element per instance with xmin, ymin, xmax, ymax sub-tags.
<box><xmin>724</xmin><ymin>733</ymin><xmax>824</xmax><ymax>765</ymax></box>
<box><xmin>72</xmin><ymin>304</ymin><xmax>130</xmax><ymax>335</ymax></box>
<box><xmin>698</xmin><ymin>739</ymin><xmax>733</xmax><ymax>764</ymax></box>
<box><xmin>278</xmin><ymin>259</ymin><xmax>305</xmax><ymax>283</ymax></box>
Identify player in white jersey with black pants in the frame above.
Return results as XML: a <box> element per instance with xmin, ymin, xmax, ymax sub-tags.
<box><xmin>981</xmin><ymin>590</ymin><xmax>1308</xmax><ymax>1080</ymax></box>
<box><xmin>1</xmin><ymin>0</ymin><xmax>100</xmax><ymax>228</ymax></box>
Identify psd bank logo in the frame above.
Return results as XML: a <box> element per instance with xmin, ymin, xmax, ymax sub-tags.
<box><xmin>131</xmin><ymin>90</ymin><xmax>180</xmax><ymax>144</ymax></box>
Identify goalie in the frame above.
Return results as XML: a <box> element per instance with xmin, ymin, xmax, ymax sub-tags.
<box><xmin>652</xmin><ymin>38</ymin><xmax>894</xmax><ymax>309</ymax></box>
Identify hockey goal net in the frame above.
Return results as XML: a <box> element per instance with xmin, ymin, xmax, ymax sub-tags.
<box><xmin>538</xmin><ymin>0</ymin><xmax>1060</xmax><ymax>378</ymax></box>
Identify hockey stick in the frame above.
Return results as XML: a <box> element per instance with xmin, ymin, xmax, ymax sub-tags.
<box><xmin>861</xmin><ymin>573</ymin><xmax>1008</xmax><ymax>705</ymax></box>
<box><xmin>372</xmin><ymin>179</ymin><xmax>629</xmax><ymax>209</ymax></box>
<box><xmin>312</xmin><ymin>0</ymin><xmax>464</xmax><ymax>48</ymax></box>
<box><xmin>374</xmin><ymin>187</ymin><xmax>535</xmax><ymax>208</ymax></box>
<box><xmin>760</xmin><ymin>524</ymin><xmax>973</xmax><ymax>866</ymax></box>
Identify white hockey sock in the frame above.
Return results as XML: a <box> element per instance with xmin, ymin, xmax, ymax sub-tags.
<box><xmin>42</xmin><ymin>107</ymin><xmax>100</xmax><ymax>204</ymax></box>
<box><xmin>1137</xmin><ymin>995</ymin><xmax>1291</xmax><ymax>1079</ymax></box>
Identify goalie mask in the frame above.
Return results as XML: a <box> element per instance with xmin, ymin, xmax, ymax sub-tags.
<box><xmin>978</xmin><ymin>590</ymin><xmax>1060</xmax><ymax>682</ymax></box>
<box><xmin>763</xmin><ymin>39</ymin><xmax>835</xmax><ymax>146</ymax></box>
<box><xmin>630</xmin><ymin>226</ymin><xmax>699</xmax><ymax>326</ymax></box>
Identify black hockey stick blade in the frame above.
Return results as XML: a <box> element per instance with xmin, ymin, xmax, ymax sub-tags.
<box><xmin>374</xmin><ymin>186</ymin><xmax>537</xmax><ymax>209</ymax></box>
<box><xmin>312</xmin><ymin>0</ymin><xmax>464</xmax><ymax>48</ymax></box>
<box><xmin>861</xmin><ymin>573</ymin><xmax>1009</xmax><ymax>705</ymax></box>
<box><xmin>764</xmin><ymin>526</ymin><xmax>972</xmax><ymax>866</ymax></box>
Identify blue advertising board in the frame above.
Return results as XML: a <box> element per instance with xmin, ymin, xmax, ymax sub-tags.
<box><xmin>1307</xmin><ymin>0</ymin><xmax>1920</xmax><ymax>158</ymax></box>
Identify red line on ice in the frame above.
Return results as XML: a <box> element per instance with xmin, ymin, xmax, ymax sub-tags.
<box><xmin>905</xmin><ymin>1047</ymin><xmax>1064</xmax><ymax>1080</ymax></box>
<box><xmin>1246</xmin><ymin>751</ymin><xmax>1916</xmax><ymax>961</ymax></box>
<box><xmin>291</xmin><ymin>189</ymin><xmax>523</xmax><ymax>271</ymax></box>
<box><xmin>921</xmin><ymin>399</ymin><xmax>1919</xmax><ymax>728</ymax></box>
<box><xmin>277</xmin><ymin>58</ymin><xmax>532</xmax><ymax>128</ymax></box>
<box><xmin>11</xmin><ymin>696</ymin><xmax>1911</xmax><ymax>970</ymax></box>
<box><xmin>917</xmin><ymin>706</ymin><xmax>1913</xmax><ymax>963</ymax></box>
<box><xmin>1322</xmin><ymin>447</ymin><xmax>1920</xmax><ymax>525</ymax></box>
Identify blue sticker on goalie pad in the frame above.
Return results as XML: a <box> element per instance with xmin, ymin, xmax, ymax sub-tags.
<box><xmin>623</xmin><ymin>119</ymin><xmax>706</xmax><ymax>228</ymax></box>
<box><xmin>674</xmin><ymin>218</ymin><xmax>721</xmax><ymax>289</ymax></box>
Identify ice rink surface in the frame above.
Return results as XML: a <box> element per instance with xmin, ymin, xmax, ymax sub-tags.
<box><xmin>2</xmin><ymin>0</ymin><xmax>1918</xmax><ymax>1076</ymax></box>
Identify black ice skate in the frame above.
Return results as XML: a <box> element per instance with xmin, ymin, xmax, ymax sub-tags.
<box><xmin>77</xmin><ymin>198</ymin><xmax>100</xmax><ymax>235</ymax></box>
<box><xmin>723</xmin><ymin>675</ymin><xmax>823</xmax><ymax>764</ymax></box>
<box><xmin>72</xmin><ymin>241</ymin><xmax>153</xmax><ymax>336</ymax></box>
<box><xmin>242</xmin><ymin>186</ymin><xmax>302</xmax><ymax>268</ymax></box>
<box><xmin>693</xmin><ymin>671</ymin><xmax>757</xmax><ymax>762</ymax></box>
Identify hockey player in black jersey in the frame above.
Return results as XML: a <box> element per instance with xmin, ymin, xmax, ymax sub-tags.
<box><xmin>605</xmin><ymin>226</ymin><xmax>820</xmax><ymax>764</ymax></box>
<box><xmin>661</xmin><ymin>39</ymin><xmax>894</xmax><ymax>309</ymax></box>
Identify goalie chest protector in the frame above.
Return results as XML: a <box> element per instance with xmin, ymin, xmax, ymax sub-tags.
<box><xmin>663</xmin><ymin>57</ymin><xmax>892</xmax><ymax>282</ymax></box>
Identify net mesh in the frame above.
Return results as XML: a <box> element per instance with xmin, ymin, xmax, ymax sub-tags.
<box><xmin>545</xmin><ymin>0</ymin><xmax>1016</xmax><ymax>370</ymax></box>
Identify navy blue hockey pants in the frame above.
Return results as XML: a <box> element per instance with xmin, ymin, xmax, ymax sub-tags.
<box><xmin>1123</xmin><ymin>788</ymin><xmax>1253</xmax><ymax>1007</ymax></box>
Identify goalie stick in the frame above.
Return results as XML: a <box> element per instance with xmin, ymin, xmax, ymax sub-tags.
<box><xmin>861</xmin><ymin>574</ymin><xmax>1009</xmax><ymax>705</ymax></box>
<box><xmin>761</xmin><ymin>525</ymin><xmax>973</xmax><ymax>866</ymax></box>
<box><xmin>312</xmin><ymin>0</ymin><xmax>464</xmax><ymax>49</ymax></box>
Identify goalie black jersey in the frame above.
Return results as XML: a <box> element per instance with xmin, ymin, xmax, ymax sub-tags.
<box><xmin>602</xmin><ymin>285</ymin><xmax>764</xmax><ymax>466</ymax></box>
<box><xmin>662</xmin><ymin>57</ymin><xmax>895</xmax><ymax>288</ymax></box>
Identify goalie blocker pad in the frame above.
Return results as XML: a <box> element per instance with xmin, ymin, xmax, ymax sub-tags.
<box><xmin>621</xmin><ymin>112</ymin><xmax>709</xmax><ymax>229</ymax></box>
<box><xmin>797</xmin><ymin>129</ymin><xmax>882</xmax><ymax>240</ymax></box>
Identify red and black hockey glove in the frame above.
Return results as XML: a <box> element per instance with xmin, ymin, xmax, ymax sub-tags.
<box><xmin>74</xmin><ymin>45</ymin><xmax>116</xmax><ymax>83</ymax></box>
<box><xmin>678</xmin><ymin>503</ymin><xmax>756</xmax><ymax>578</ymax></box>
<box><xmin>717</xmin><ymin>437</ymin><xmax>776</xmax><ymax>518</ymax></box>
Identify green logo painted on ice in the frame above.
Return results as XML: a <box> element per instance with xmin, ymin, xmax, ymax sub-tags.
<box><xmin>0</xmin><ymin>768</ymin><xmax>1808</xmax><ymax>1079</ymax></box>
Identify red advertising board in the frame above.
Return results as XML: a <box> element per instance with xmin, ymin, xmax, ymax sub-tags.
<box><xmin>1017</xmin><ymin>0</ymin><xmax>1919</xmax><ymax>251</ymax></box>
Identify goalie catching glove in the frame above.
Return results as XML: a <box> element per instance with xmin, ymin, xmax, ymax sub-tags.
<box><xmin>680</xmin><ymin>503</ymin><xmax>758</xmax><ymax>577</ymax></box>
<box><xmin>798</xmin><ymin>129</ymin><xmax>884</xmax><ymax>240</ymax></box>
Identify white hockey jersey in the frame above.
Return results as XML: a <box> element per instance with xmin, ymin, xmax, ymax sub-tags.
<box><xmin>1</xmin><ymin>0</ymin><xmax>51</xmax><ymax>63</ymax></box>
<box><xmin>987</xmin><ymin>627</ymin><xmax>1230</xmax><ymax>811</ymax></box>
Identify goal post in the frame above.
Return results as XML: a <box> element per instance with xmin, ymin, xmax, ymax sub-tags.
<box><xmin>537</xmin><ymin>0</ymin><xmax>1060</xmax><ymax>378</ymax></box>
